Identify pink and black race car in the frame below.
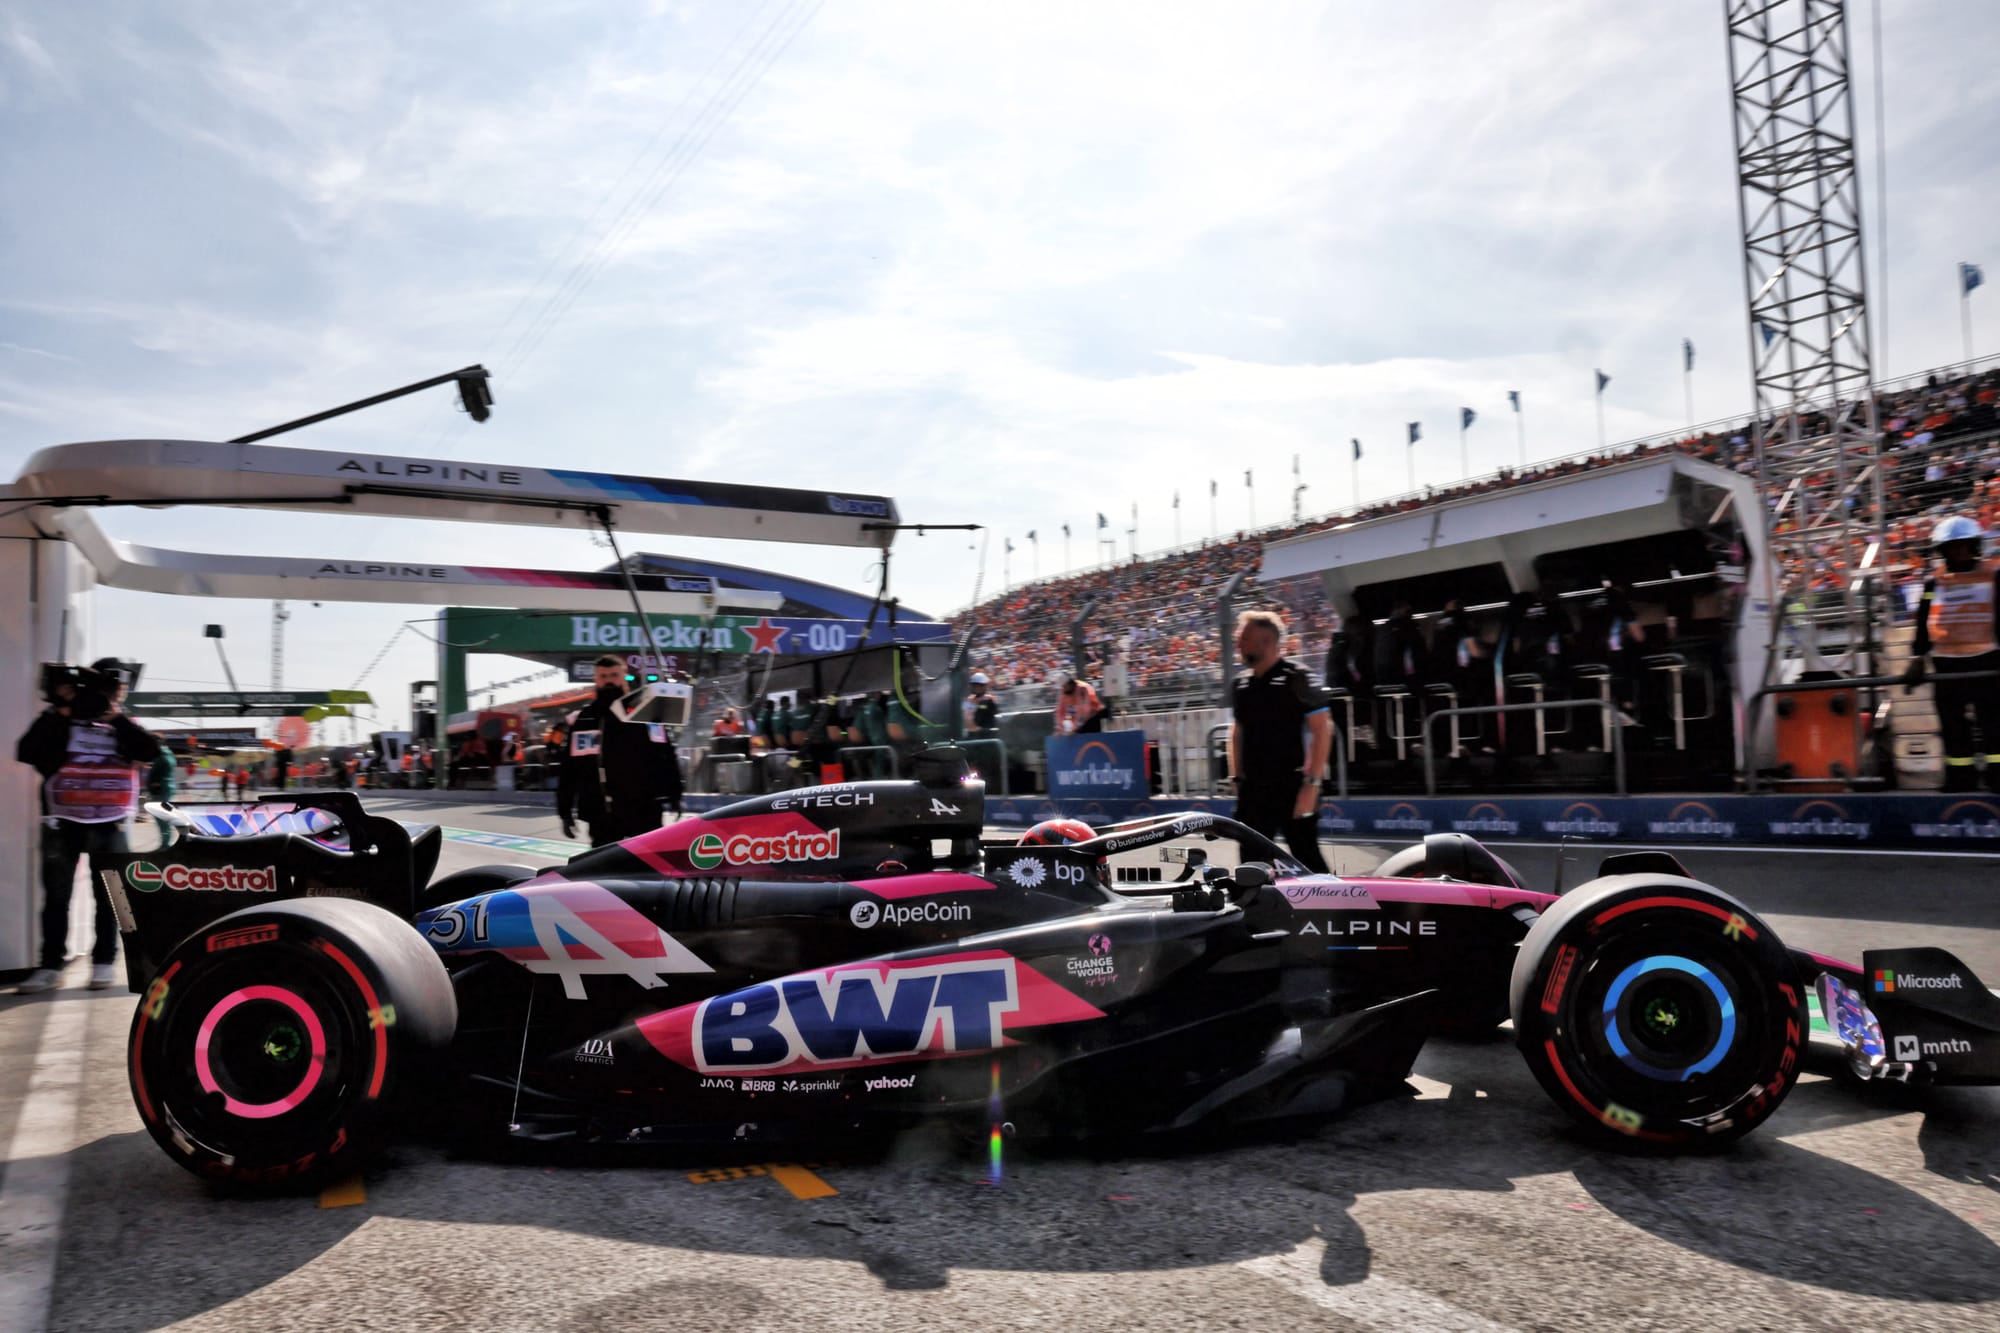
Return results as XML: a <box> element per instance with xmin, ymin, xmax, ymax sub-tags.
<box><xmin>108</xmin><ymin>750</ymin><xmax>2000</xmax><ymax>1191</ymax></box>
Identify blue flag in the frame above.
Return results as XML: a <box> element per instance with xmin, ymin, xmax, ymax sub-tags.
<box><xmin>1062</xmin><ymin>522</ymin><xmax>1070</xmax><ymax>538</ymax></box>
<box><xmin>1683</xmin><ymin>338</ymin><xmax>1695</xmax><ymax>371</ymax></box>
<box><xmin>1352</xmin><ymin>438</ymin><xmax>1362</xmax><ymax>461</ymax></box>
<box><xmin>1757</xmin><ymin>321</ymin><xmax>1778</xmax><ymax>348</ymax></box>
<box><xmin>1595</xmin><ymin>370</ymin><xmax>1610</xmax><ymax>394</ymax></box>
<box><xmin>1964</xmin><ymin>262</ymin><xmax>1985</xmax><ymax>295</ymax></box>
<box><xmin>1507</xmin><ymin>390</ymin><xmax>1520</xmax><ymax>412</ymax></box>
<box><xmin>1026</xmin><ymin>530</ymin><xmax>1036</xmax><ymax>542</ymax></box>
<box><xmin>1461</xmin><ymin>407</ymin><xmax>1476</xmax><ymax>430</ymax></box>
<box><xmin>1407</xmin><ymin>422</ymin><xmax>1421</xmax><ymax>445</ymax></box>
<box><xmin>1096</xmin><ymin>512</ymin><xmax>1107</xmax><ymax>529</ymax></box>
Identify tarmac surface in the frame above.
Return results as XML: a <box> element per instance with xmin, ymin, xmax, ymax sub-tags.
<box><xmin>3</xmin><ymin>796</ymin><xmax>1998</xmax><ymax>1332</ymax></box>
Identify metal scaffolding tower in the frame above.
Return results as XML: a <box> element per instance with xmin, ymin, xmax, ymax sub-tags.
<box><xmin>1725</xmin><ymin>0</ymin><xmax>1884</xmax><ymax>675</ymax></box>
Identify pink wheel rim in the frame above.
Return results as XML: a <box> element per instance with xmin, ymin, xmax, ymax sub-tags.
<box><xmin>193</xmin><ymin>985</ymin><xmax>327</xmax><ymax>1119</ymax></box>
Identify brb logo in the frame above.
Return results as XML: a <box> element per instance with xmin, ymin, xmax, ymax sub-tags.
<box><xmin>688</xmin><ymin>828</ymin><xmax>840</xmax><ymax>870</ymax></box>
<box><xmin>693</xmin><ymin>958</ymin><xmax>1021</xmax><ymax>1072</ymax></box>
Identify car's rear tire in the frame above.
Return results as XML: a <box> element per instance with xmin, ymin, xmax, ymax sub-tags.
<box><xmin>129</xmin><ymin>899</ymin><xmax>456</xmax><ymax>1192</ymax></box>
<box><xmin>1510</xmin><ymin>874</ymin><xmax>1805</xmax><ymax>1149</ymax></box>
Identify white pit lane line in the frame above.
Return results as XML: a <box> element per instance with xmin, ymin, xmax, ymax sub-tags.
<box><xmin>0</xmin><ymin>974</ymin><xmax>92</xmax><ymax>1333</ymax></box>
<box><xmin>1240</xmin><ymin>1236</ymin><xmax>1520</xmax><ymax>1332</ymax></box>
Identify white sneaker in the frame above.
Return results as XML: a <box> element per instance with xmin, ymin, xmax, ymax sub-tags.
<box><xmin>89</xmin><ymin>962</ymin><xmax>118</xmax><ymax>991</ymax></box>
<box><xmin>13</xmin><ymin>968</ymin><xmax>60</xmax><ymax>995</ymax></box>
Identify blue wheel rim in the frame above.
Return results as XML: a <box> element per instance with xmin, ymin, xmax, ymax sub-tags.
<box><xmin>1601</xmin><ymin>955</ymin><xmax>1736</xmax><ymax>1081</ymax></box>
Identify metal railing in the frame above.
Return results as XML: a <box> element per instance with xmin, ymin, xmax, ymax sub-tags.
<box><xmin>1199</xmin><ymin>720</ymin><xmax>1349</xmax><ymax>799</ymax></box>
<box><xmin>837</xmin><ymin>745</ymin><xmax>900</xmax><ymax>780</ymax></box>
<box><xmin>1421</xmin><ymin>699</ymin><xmax>1627</xmax><ymax>797</ymax></box>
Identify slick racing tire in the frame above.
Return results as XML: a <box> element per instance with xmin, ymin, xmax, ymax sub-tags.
<box><xmin>129</xmin><ymin>899</ymin><xmax>456</xmax><ymax>1192</ymax></box>
<box><xmin>417</xmin><ymin>863</ymin><xmax>539</xmax><ymax>914</ymax></box>
<box><xmin>1510</xmin><ymin>875</ymin><xmax>1806</xmax><ymax>1150</ymax></box>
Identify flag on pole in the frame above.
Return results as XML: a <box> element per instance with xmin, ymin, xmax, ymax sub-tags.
<box><xmin>1005</xmin><ymin>537</ymin><xmax>1013</xmax><ymax>554</ymax></box>
<box><xmin>1172</xmin><ymin>490</ymin><xmax>1180</xmax><ymax>509</ymax></box>
<box><xmin>1595</xmin><ymin>370</ymin><xmax>1611</xmax><ymax>394</ymax></box>
<box><xmin>1209</xmin><ymin>479</ymin><xmax>1217</xmax><ymax>498</ymax></box>
<box><xmin>1461</xmin><ymin>407</ymin><xmax>1476</xmax><ymax>430</ymax></box>
<box><xmin>1963</xmin><ymin>262</ymin><xmax>1985</xmax><ymax>295</ymax></box>
<box><xmin>1407</xmin><ymin>422</ymin><xmax>1421</xmax><ymax>445</ymax></box>
<box><xmin>1026</xmin><ymin>530</ymin><xmax>1036</xmax><ymax>542</ymax></box>
<box><xmin>1244</xmin><ymin>469</ymin><xmax>1253</xmax><ymax>487</ymax></box>
<box><xmin>1507</xmin><ymin>390</ymin><xmax>1520</xmax><ymax>412</ymax></box>
<box><xmin>1062</xmin><ymin>522</ymin><xmax>1070</xmax><ymax>538</ymax></box>
<box><xmin>1683</xmin><ymin>338</ymin><xmax>1695</xmax><ymax>371</ymax></box>
<box><xmin>1758</xmin><ymin>322</ymin><xmax>1778</xmax><ymax>348</ymax></box>
<box><xmin>1096</xmin><ymin>512</ymin><xmax>1107</xmax><ymax>530</ymax></box>
<box><xmin>1352</xmin><ymin>438</ymin><xmax>1362</xmax><ymax>460</ymax></box>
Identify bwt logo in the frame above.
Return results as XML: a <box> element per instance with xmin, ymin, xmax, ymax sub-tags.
<box><xmin>693</xmin><ymin>958</ymin><xmax>1021</xmax><ymax>1072</ymax></box>
<box><xmin>1053</xmin><ymin>740</ymin><xmax>1137</xmax><ymax>791</ymax></box>
<box><xmin>1541</xmin><ymin>802</ymin><xmax>1621</xmax><ymax>837</ymax></box>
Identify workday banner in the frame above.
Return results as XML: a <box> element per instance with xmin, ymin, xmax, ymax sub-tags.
<box><xmin>1045</xmin><ymin>732</ymin><xmax>1149</xmax><ymax>798</ymax></box>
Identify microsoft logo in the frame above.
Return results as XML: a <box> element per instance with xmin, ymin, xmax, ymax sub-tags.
<box><xmin>1873</xmin><ymin>969</ymin><xmax>1960</xmax><ymax>994</ymax></box>
<box><xmin>1874</xmin><ymin>970</ymin><xmax>1895</xmax><ymax>993</ymax></box>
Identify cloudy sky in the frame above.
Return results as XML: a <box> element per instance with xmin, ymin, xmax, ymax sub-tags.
<box><xmin>3</xmin><ymin>1</ymin><xmax>1996</xmax><ymax>729</ymax></box>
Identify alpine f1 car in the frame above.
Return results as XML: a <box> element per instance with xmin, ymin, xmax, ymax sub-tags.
<box><xmin>105</xmin><ymin>749</ymin><xmax>2000</xmax><ymax>1191</ymax></box>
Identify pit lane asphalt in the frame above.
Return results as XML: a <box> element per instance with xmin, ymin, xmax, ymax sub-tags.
<box><xmin>1</xmin><ymin>799</ymin><xmax>1996</xmax><ymax>1332</ymax></box>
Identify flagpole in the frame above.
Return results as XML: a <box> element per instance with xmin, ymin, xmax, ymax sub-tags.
<box><xmin>1459</xmin><ymin>422</ymin><xmax>1468</xmax><ymax>479</ymax></box>
<box><xmin>1683</xmin><ymin>365</ymin><xmax>1694</xmax><ymax>428</ymax></box>
<box><xmin>1515</xmin><ymin>410</ymin><xmax>1525</xmax><ymax>467</ymax></box>
<box><xmin>1595</xmin><ymin>394</ymin><xmax>1606</xmax><ymax>450</ymax></box>
<box><xmin>1407</xmin><ymin>440</ymin><xmax>1415</xmax><ymax>495</ymax></box>
<box><xmin>1965</xmin><ymin>287</ymin><xmax>1975</xmax><ymax>366</ymax></box>
<box><xmin>1210</xmin><ymin>488</ymin><xmax>1217</xmax><ymax>542</ymax></box>
<box><xmin>1350</xmin><ymin>449</ymin><xmax>1358</xmax><ymax>513</ymax></box>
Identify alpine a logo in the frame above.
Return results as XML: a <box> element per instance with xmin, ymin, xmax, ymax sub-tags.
<box><xmin>694</xmin><ymin>958</ymin><xmax>1019</xmax><ymax>1072</ymax></box>
<box><xmin>124</xmin><ymin>862</ymin><xmax>277</xmax><ymax>893</ymax></box>
<box><xmin>687</xmin><ymin>828</ymin><xmax>840</xmax><ymax>870</ymax></box>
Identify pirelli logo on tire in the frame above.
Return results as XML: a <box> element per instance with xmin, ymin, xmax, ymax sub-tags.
<box><xmin>124</xmin><ymin>862</ymin><xmax>279</xmax><ymax>894</ymax></box>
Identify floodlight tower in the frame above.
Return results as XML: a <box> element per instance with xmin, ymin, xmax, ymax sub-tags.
<box><xmin>1724</xmin><ymin>0</ymin><xmax>1884</xmax><ymax>680</ymax></box>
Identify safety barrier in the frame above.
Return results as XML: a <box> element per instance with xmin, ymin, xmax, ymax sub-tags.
<box><xmin>838</xmin><ymin>744</ymin><xmax>901</xmax><ymax>780</ymax></box>
<box><xmin>959</xmin><ymin>737</ymin><xmax>1010</xmax><ymax>795</ymax></box>
<box><xmin>1422</xmin><ymin>699</ymin><xmax>1627</xmax><ymax>797</ymax></box>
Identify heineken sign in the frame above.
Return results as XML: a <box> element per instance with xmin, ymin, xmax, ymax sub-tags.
<box><xmin>447</xmin><ymin>609</ymin><xmax>951</xmax><ymax>658</ymax></box>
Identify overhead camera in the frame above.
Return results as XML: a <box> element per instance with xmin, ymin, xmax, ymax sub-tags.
<box><xmin>40</xmin><ymin>658</ymin><xmax>142</xmax><ymax>720</ymax></box>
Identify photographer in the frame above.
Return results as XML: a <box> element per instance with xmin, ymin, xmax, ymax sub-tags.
<box><xmin>14</xmin><ymin>659</ymin><xmax>162</xmax><ymax>994</ymax></box>
<box><xmin>556</xmin><ymin>655</ymin><xmax>685</xmax><ymax>847</ymax></box>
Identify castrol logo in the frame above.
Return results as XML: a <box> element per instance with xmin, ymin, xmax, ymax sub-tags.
<box><xmin>124</xmin><ymin>862</ymin><xmax>278</xmax><ymax>893</ymax></box>
<box><xmin>688</xmin><ymin>828</ymin><xmax>840</xmax><ymax>870</ymax></box>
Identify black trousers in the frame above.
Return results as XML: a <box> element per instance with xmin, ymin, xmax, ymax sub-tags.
<box><xmin>1233</xmin><ymin>783</ymin><xmax>1330</xmax><ymax>874</ymax></box>
<box><xmin>586</xmin><ymin>804</ymin><xmax>664</xmax><ymax>848</ymax></box>
<box><xmin>1935</xmin><ymin>652</ymin><xmax>2000</xmax><ymax>770</ymax></box>
<box><xmin>39</xmin><ymin>819</ymin><xmax>127</xmax><ymax>971</ymax></box>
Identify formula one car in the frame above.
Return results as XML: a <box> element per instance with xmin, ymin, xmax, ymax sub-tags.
<box><xmin>106</xmin><ymin>750</ymin><xmax>2000</xmax><ymax>1191</ymax></box>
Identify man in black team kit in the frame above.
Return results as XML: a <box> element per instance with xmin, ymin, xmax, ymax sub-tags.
<box><xmin>1228</xmin><ymin>609</ymin><xmax>1333</xmax><ymax>874</ymax></box>
<box><xmin>556</xmin><ymin>654</ymin><xmax>685</xmax><ymax>847</ymax></box>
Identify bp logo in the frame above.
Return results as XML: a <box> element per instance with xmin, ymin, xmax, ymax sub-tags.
<box><xmin>125</xmin><ymin>861</ymin><xmax>164</xmax><ymax>893</ymax></box>
<box><xmin>687</xmin><ymin>834</ymin><xmax>726</xmax><ymax>871</ymax></box>
<box><xmin>1006</xmin><ymin>858</ymin><xmax>1047</xmax><ymax>888</ymax></box>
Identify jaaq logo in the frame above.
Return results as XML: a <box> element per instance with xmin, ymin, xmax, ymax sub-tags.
<box><xmin>688</xmin><ymin>828</ymin><xmax>840</xmax><ymax>870</ymax></box>
<box><xmin>124</xmin><ymin>862</ymin><xmax>276</xmax><ymax>893</ymax></box>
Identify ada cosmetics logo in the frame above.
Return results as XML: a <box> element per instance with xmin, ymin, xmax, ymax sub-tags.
<box><xmin>1065</xmin><ymin>933</ymin><xmax>1116</xmax><ymax>987</ymax></box>
<box><xmin>124</xmin><ymin>862</ymin><xmax>277</xmax><ymax>893</ymax></box>
<box><xmin>573</xmin><ymin>1037</ymin><xmax>616</xmax><ymax>1066</ymax></box>
<box><xmin>850</xmin><ymin>899</ymin><xmax>971</xmax><ymax>929</ymax></box>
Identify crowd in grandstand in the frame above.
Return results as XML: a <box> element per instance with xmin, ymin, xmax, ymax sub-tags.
<box><xmin>953</xmin><ymin>363</ymin><xmax>2000</xmax><ymax>694</ymax></box>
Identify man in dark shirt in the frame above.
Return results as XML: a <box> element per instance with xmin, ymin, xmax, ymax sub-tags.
<box><xmin>556</xmin><ymin>655</ymin><xmax>685</xmax><ymax>846</ymax></box>
<box><xmin>14</xmin><ymin>659</ymin><xmax>163</xmax><ymax>993</ymax></box>
<box><xmin>1228</xmin><ymin>610</ymin><xmax>1333</xmax><ymax>873</ymax></box>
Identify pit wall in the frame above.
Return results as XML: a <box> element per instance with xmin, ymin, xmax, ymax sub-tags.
<box><xmin>679</xmin><ymin>790</ymin><xmax>2000</xmax><ymax>852</ymax></box>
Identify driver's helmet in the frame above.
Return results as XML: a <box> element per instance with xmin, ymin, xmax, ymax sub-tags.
<box><xmin>1020</xmin><ymin>817</ymin><xmax>1094</xmax><ymax>847</ymax></box>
